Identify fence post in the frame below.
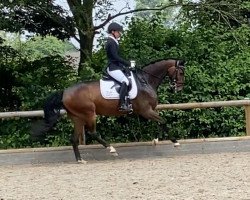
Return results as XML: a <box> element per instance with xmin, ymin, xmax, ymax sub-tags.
<box><xmin>245</xmin><ymin>105</ymin><xmax>250</xmax><ymax>136</ymax></box>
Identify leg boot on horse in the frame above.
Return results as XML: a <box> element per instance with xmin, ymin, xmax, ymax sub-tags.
<box><xmin>119</xmin><ymin>82</ymin><xmax>133</xmax><ymax>112</ymax></box>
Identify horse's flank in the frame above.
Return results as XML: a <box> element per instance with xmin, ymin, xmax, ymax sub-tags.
<box><xmin>63</xmin><ymin>82</ymin><xmax>121</xmax><ymax>117</ymax></box>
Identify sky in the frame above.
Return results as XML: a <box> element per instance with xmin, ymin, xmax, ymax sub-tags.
<box><xmin>55</xmin><ymin>0</ymin><xmax>136</xmax><ymax>49</ymax></box>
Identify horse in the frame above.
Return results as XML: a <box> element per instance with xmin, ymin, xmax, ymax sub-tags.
<box><xmin>32</xmin><ymin>58</ymin><xmax>185</xmax><ymax>163</ymax></box>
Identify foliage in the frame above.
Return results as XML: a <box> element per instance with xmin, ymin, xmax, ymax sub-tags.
<box><xmin>0</xmin><ymin>0</ymin><xmax>123</xmax><ymax>74</ymax></box>
<box><xmin>0</xmin><ymin>37</ymin><xmax>21</xmax><ymax>111</ymax></box>
<box><xmin>181</xmin><ymin>0</ymin><xmax>250</xmax><ymax>28</ymax></box>
<box><xmin>18</xmin><ymin>35</ymin><xmax>73</xmax><ymax>61</ymax></box>
<box><xmin>0</xmin><ymin>0</ymin><xmax>75</xmax><ymax>40</ymax></box>
<box><xmin>0</xmin><ymin>34</ymin><xmax>78</xmax><ymax>149</ymax></box>
<box><xmin>135</xmin><ymin>0</ymin><xmax>180</xmax><ymax>27</ymax></box>
<box><xmin>0</xmin><ymin>118</ymin><xmax>32</xmax><ymax>149</ymax></box>
<box><xmin>0</xmin><ymin>0</ymin><xmax>200</xmax><ymax>75</ymax></box>
<box><xmin>122</xmin><ymin>16</ymin><xmax>184</xmax><ymax>65</ymax></box>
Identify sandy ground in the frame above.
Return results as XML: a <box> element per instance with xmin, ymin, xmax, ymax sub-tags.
<box><xmin>0</xmin><ymin>152</ymin><xmax>250</xmax><ymax>200</ymax></box>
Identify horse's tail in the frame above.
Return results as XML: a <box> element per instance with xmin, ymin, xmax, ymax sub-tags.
<box><xmin>31</xmin><ymin>91</ymin><xmax>64</xmax><ymax>141</ymax></box>
<box><xmin>43</xmin><ymin>91</ymin><xmax>64</xmax><ymax>127</ymax></box>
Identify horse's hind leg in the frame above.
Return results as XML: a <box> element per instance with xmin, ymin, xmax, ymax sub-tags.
<box><xmin>70</xmin><ymin>117</ymin><xmax>87</xmax><ymax>163</ymax></box>
<box><xmin>86</xmin><ymin>115</ymin><xmax>118</xmax><ymax>156</ymax></box>
<box><xmin>78</xmin><ymin>128</ymin><xmax>84</xmax><ymax>145</ymax></box>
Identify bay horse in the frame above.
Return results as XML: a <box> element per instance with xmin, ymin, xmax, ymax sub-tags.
<box><xmin>32</xmin><ymin>58</ymin><xmax>185</xmax><ymax>163</ymax></box>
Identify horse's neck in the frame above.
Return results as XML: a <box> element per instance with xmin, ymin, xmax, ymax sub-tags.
<box><xmin>143</xmin><ymin>62</ymin><xmax>168</xmax><ymax>90</ymax></box>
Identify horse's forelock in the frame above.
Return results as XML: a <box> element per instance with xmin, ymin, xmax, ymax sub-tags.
<box><xmin>178</xmin><ymin>60</ymin><xmax>185</xmax><ymax>66</ymax></box>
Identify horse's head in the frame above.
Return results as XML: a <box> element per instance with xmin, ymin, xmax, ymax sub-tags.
<box><xmin>167</xmin><ymin>60</ymin><xmax>185</xmax><ymax>92</ymax></box>
<box><xmin>140</xmin><ymin>59</ymin><xmax>185</xmax><ymax>92</ymax></box>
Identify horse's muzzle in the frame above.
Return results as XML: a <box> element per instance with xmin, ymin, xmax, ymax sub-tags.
<box><xmin>176</xmin><ymin>85</ymin><xmax>184</xmax><ymax>92</ymax></box>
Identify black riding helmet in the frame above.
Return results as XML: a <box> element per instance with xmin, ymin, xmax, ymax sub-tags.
<box><xmin>107</xmin><ymin>22</ymin><xmax>123</xmax><ymax>33</ymax></box>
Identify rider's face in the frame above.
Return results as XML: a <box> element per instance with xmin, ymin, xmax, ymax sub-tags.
<box><xmin>113</xmin><ymin>30</ymin><xmax>121</xmax><ymax>39</ymax></box>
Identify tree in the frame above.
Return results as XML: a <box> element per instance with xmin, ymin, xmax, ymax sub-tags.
<box><xmin>0</xmin><ymin>33</ymin><xmax>77</xmax><ymax>111</ymax></box>
<box><xmin>0</xmin><ymin>36</ymin><xmax>20</xmax><ymax>111</ymax></box>
<box><xmin>1</xmin><ymin>0</ymin><xmax>249</xmax><ymax>76</ymax></box>
<box><xmin>181</xmin><ymin>0</ymin><xmax>250</xmax><ymax>28</ymax></box>
<box><xmin>135</xmin><ymin>0</ymin><xmax>180</xmax><ymax>27</ymax></box>
<box><xmin>0</xmin><ymin>0</ymin><xmax>185</xmax><ymax>75</ymax></box>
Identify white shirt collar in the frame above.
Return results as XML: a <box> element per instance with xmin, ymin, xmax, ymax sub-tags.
<box><xmin>108</xmin><ymin>35</ymin><xmax>119</xmax><ymax>45</ymax></box>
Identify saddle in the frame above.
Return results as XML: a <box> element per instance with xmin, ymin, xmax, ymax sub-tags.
<box><xmin>100</xmin><ymin>71</ymin><xmax>138</xmax><ymax>100</ymax></box>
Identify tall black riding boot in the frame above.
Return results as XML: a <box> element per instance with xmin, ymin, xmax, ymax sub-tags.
<box><xmin>119</xmin><ymin>82</ymin><xmax>133</xmax><ymax>112</ymax></box>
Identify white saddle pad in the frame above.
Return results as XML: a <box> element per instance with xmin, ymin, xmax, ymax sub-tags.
<box><xmin>100</xmin><ymin>73</ymin><xmax>138</xmax><ymax>100</ymax></box>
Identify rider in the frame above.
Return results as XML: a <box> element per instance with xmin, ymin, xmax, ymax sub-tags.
<box><xmin>105</xmin><ymin>22</ymin><xmax>133</xmax><ymax>112</ymax></box>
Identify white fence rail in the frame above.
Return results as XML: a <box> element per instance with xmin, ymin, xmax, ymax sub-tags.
<box><xmin>1</xmin><ymin>100</ymin><xmax>250</xmax><ymax>136</ymax></box>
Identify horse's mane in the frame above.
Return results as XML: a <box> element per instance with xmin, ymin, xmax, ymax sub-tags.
<box><xmin>134</xmin><ymin>58</ymin><xmax>185</xmax><ymax>81</ymax></box>
<box><xmin>140</xmin><ymin>58</ymin><xmax>185</xmax><ymax>68</ymax></box>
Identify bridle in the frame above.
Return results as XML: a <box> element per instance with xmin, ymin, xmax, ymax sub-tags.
<box><xmin>169</xmin><ymin>60</ymin><xmax>185</xmax><ymax>92</ymax></box>
<box><xmin>136</xmin><ymin>60</ymin><xmax>185</xmax><ymax>91</ymax></box>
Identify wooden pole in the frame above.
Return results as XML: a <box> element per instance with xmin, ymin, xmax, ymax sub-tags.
<box><xmin>0</xmin><ymin>110</ymin><xmax>66</xmax><ymax>119</ymax></box>
<box><xmin>1</xmin><ymin>100</ymin><xmax>250</xmax><ymax>119</ymax></box>
<box><xmin>156</xmin><ymin>100</ymin><xmax>250</xmax><ymax>110</ymax></box>
<box><xmin>245</xmin><ymin>105</ymin><xmax>250</xmax><ymax>136</ymax></box>
<box><xmin>1</xmin><ymin>100</ymin><xmax>250</xmax><ymax>137</ymax></box>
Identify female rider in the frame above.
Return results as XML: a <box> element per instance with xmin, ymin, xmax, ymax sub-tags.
<box><xmin>105</xmin><ymin>22</ymin><xmax>132</xmax><ymax>112</ymax></box>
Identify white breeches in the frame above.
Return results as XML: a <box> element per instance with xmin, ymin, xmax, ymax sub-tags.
<box><xmin>107</xmin><ymin>68</ymin><xmax>129</xmax><ymax>86</ymax></box>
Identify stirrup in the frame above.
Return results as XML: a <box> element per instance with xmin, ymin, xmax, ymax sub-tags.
<box><xmin>119</xmin><ymin>104</ymin><xmax>133</xmax><ymax>113</ymax></box>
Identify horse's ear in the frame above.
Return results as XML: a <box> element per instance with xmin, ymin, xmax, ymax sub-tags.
<box><xmin>179</xmin><ymin>60</ymin><xmax>185</xmax><ymax>66</ymax></box>
<box><xmin>175</xmin><ymin>59</ymin><xmax>185</xmax><ymax>68</ymax></box>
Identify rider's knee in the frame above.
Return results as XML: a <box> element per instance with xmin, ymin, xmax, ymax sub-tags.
<box><xmin>121</xmin><ymin>79</ymin><xmax>129</xmax><ymax>86</ymax></box>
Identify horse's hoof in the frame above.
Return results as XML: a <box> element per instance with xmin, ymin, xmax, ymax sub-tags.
<box><xmin>77</xmin><ymin>159</ymin><xmax>87</xmax><ymax>164</ymax></box>
<box><xmin>152</xmin><ymin>138</ymin><xmax>159</xmax><ymax>146</ymax></box>
<box><xmin>107</xmin><ymin>146</ymin><xmax>119</xmax><ymax>156</ymax></box>
<box><xmin>111</xmin><ymin>152</ymin><xmax>119</xmax><ymax>157</ymax></box>
<box><xmin>174</xmin><ymin>142</ymin><xmax>180</xmax><ymax>147</ymax></box>
<box><xmin>108</xmin><ymin>146</ymin><xmax>117</xmax><ymax>153</ymax></box>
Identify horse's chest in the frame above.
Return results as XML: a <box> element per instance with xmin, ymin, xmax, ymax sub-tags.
<box><xmin>145</xmin><ymin>87</ymin><xmax>157</xmax><ymax>99</ymax></box>
<box><xmin>141</xmin><ymin>90</ymin><xmax>158</xmax><ymax>107</ymax></box>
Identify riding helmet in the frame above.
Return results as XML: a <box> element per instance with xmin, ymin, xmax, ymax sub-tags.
<box><xmin>107</xmin><ymin>22</ymin><xmax>123</xmax><ymax>33</ymax></box>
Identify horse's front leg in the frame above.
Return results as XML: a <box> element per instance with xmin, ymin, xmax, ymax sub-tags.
<box><xmin>140</xmin><ymin>108</ymin><xmax>180</xmax><ymax>147</ymax></box>
<box><xmin>156</xmin><ymin>123</ymin><xmax>180</xmax><ymax>147</ymax></box>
